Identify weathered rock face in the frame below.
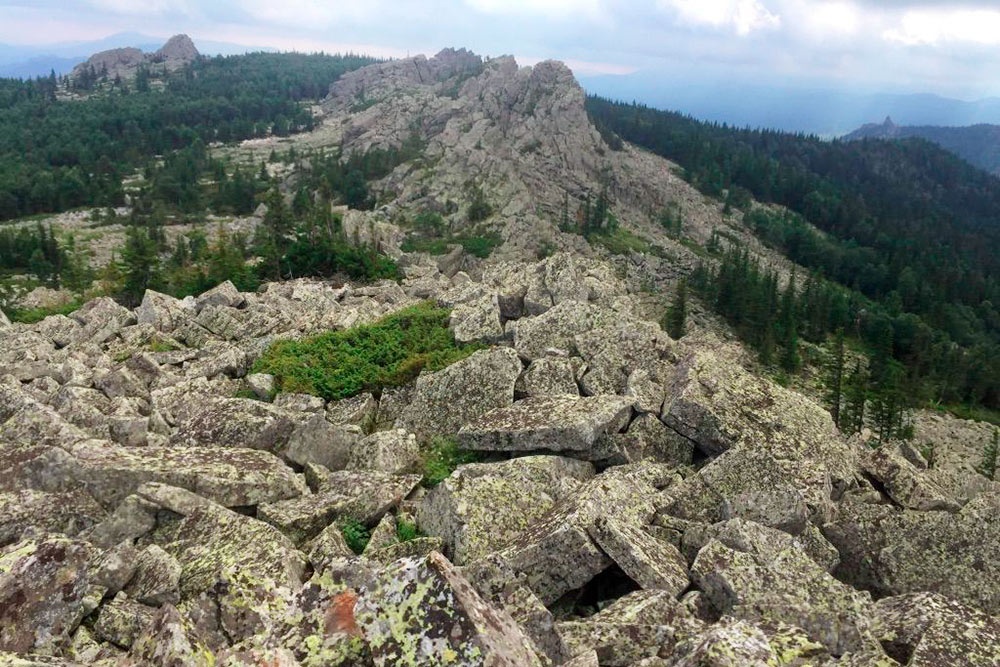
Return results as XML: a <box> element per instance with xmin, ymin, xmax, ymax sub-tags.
<box><xmin>356</xmin><ymin>551</ymin><xmax>545</xmax><ymax>666</ymax></box>
<box><xmin>822</xmin><ymin>492</ymin><xmax>1000</xmax><ymax>613</ymax></box>
<box><xmin>72</xmin><ymin>34</ymin><xmax>200</xmax><ymax>81</ymax></box>
<box><xmin>397</xmin><ymin>346</ymin><xmax>522</xmax><ymax>438</ymax></box>
<box><xmin>418</xmin><ymin>455</ymin><xmax>594</xmax><ymax>564</ymax></box>
<box><xmin>458</xmin><ymin>394</ymin><xmax>634</xmax><ymax>458</ymax></box>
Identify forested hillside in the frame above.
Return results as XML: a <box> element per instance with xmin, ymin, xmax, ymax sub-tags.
<box><xmin>845</xmin><ymin>118</ymin><xmax>1000</xmax><ymax>175</ymax></box>
<box><xmin>0</xmin><ymin>52</ymin><xmax>378</xmax><ymax>220</ymax></box>
<box><xmin>588</xmin><ymin>96</ymin><xmax>1000</xmax><ymax>413</ymax></box>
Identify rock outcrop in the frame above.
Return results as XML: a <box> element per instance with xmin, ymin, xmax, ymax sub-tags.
<box><xmin>72</xmin><ymin>34</ymin><xmax>199</xmax><ymax>82</ymax></box>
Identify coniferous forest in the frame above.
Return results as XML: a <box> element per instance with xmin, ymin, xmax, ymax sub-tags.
<box><xmin>587</xmin><ymin>96</ymin><xmax>1000</xmax><ymax>414</ymax></box>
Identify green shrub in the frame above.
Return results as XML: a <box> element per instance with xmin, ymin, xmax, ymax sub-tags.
<box><xmin>340</xmin><ymin>519</ymin><xmax>370</xmax><ymax>555</ymax></box>
<box><xmin>421</xmin><ymin>436</ymin><xmax>483</xmax><ymax>488</ymax></box>
<box><xmin>253</xmin><ymin>302</ymin><xmax>482</xmax><ymax>401</ymax></box>
<box><xmin>395</xmin><ymin>517</ymin><xmax>422</xmax><ymax>542</ymax></box>
<box><xmin>8</xmin><ymin>300</ymin><xmax>83</xmax><ymax>324</ymax></box>
<box><xmin>589</xmin><ymin>228</ymin><xmax>651</xmax><ymax>255</ymax></box>
<box><xmin>401</xmin><ymin>233</ymin><xmax>502</xmax><ymax>259</ymax></box>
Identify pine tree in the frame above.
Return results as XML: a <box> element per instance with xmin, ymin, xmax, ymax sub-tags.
<box><xmin>120</xmin><ymin>226</ymin><xmax>161</xmax><ymax>306</ymax></box>
<box><xmin>664</xmin><ymin>280</ymin><xmax>688</xmax><ymax>339</ymax></box>
<box><xmin>779</xmin><ymin>272</ymin><xmax>800</xmax><ymax>373</ymax></box>
<box><xmin>259</xmin><ymin>188</ymin><xmax>291</xmax><ymax>279</ymax></box>
<box><xmin>841</xmin><ymin>361</ymin><xmax>868</xmax><ymax>435</ymax></box>
<box><xmin>824</xmin><ymin>329</ymin><xmax>846</xmax><ymax>426</ymax></box>
<box><xmin>977</xmin><ymin>429</ymin><xmax>998</xmax><ymax>481</ymax></box>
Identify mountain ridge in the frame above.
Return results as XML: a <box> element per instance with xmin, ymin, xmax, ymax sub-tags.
<box><xmin>843</xmin><ymin>117</ymin><xmax>1000</xmax><ymax>175</ymax></box>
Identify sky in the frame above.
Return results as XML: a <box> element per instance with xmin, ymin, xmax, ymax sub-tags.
<box><xmin>3</xmin><ymin>0</ymin><xmax>1000</xmax><ymax>99</ymax></box>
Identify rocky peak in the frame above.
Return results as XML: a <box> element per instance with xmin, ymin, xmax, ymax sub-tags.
<box><xmin>72</xmin><ymin>33</ymin><xmax>199</xmax><ymax>81</ymax></box>
<box><xmin>152</xmin><ymin>34</ymin><xmax>200</xmax><ymax>64</ymax></box>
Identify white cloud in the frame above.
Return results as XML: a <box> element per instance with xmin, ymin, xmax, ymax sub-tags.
<box><xmin>465</xmin><ymin>0</ymin><xmax>603</xmax><ymax>20</ymax></box>
<box><xmin>884</xmin><ymin>8</ymin><xmax>1000</xmax><ymax>45</ymax></box>
<box><xmin>660</xmin><ymin>0</ymin><xmax>781</xmax><ymax>36</ymax></box>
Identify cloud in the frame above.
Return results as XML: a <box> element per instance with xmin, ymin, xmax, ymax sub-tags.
<box><xmin>884</xmin><ymin>8</ymin><xmax>1000</xmax><ymax>45</ymax></box>
<box><xmin>659</xmin><ymin>0</ymin><xmax>781</xmax><ymax>36</ymax></box>
<box><xmin>465</xmin><ymin>0</ymin><xmax>603</xmax><ymax>19</ymax></box>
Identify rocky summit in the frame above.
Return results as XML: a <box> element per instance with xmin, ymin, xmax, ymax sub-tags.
<box><xmin>70</xmin><ymin>34</ymin><xmax>199</xmax><ymax>81</ymax></box>
<box><xmin>1</xmin><ymin>50</ymin><xmax>999</xmax><ymax>667</ymax></box>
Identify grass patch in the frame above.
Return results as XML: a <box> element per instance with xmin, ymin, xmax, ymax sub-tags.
<box><xmin>252</xmin><ymin>302</ymin><xmax>482</xmax><ymax>401</ymax></box>
<box><xmin>401</xmin><ymin>233</ymin><xmax>503</xmax><ymax>259</ymax></box>
<box><xmin>938</xmin><ymin>403</ymin><xmax>1000</xmax><ymax>427</ymax></box>
<box><xmin>420</xmin><ymin>436</ymin><xmax>483</xmax><ymax>488</ymax></box>
<box><xmin>340</xmin><ymin>519</ymin><xmax>370</xmax><ymax>555</ymax></box>
<box><xmin>588</xmin><ymin>228</ymin><xmax>652</xmax><ymax>255</ymax></box>
<box><xmin>395</xmin><ymin>517</ymin><xmax>423</xmax><ymax>542</ymax></box>
<box><xmin>8</xmin><ymin>300</ymin><xmax>82</xmax><ymax>324</ymax></box>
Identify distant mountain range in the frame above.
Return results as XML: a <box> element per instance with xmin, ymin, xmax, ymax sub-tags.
<box><xmin>579</xmin><ymin>72</ymin><xmax>1000</xmax><ymax>137</ymax></box>
<box><xmin>0</xmin><ymin>32</ymin><xmax>270</xmax><ymax>79</ymax></box>
<box><xmin>843</xmin><ymin>117</ymin><xmax>1000</xmax><ymax>176</ymax></box>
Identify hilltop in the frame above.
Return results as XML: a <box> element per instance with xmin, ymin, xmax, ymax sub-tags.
<box><xmin>844</xmin><ymin>116</ymin><xmax>1000</xmax><ymax>175</ymax></box>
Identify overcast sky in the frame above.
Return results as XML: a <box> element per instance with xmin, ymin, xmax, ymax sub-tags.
<box><xmin>3</xmin><ymin>0</ymin><xmax>1000</xmax><ymax>98</ymax></box>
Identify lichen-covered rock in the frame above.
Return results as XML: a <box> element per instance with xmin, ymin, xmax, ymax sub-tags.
<box><xmin>515</xmin><ymin>357</ymin><xmax>580</xmax><ymax>397</ymax></box>
<box><xmin>466</xmin><ymin>470</ymin><xmax>658</xmax><ymax>604</ymax></box>
<box><xmin>124</xmin><ymin>545</ymin><xmax>181</xmax><ymax>606</ymax></box>
<box><xmin>135</xmin><ymin>290</ymin><xmax>194</xmax><ymax>333</ymax></box>
<box><xmin>822</xmin><ymin>492</ymin><xmax>1000</xmax><ymax>613</ymax></box>
<box><xmin>511</xmin><ymin>300</ymin><xmax>618</xmax><ymax>360</ymax></box>
<box><xmin>169</xmin><ymin>397</ymin><xmax>301</xmax><ymax>452</ymax></box>
<box><xmin>397</xmin><ymin>347</ymin><xmax>522</xmax><ymax>439</ymax></box>
<box><xmin>574</xmin><ymin>319</ymin><xmax>674</xmax><ymax>395</ymax></box>
<box><xmin>418</xmin><ymin>455</ymin><xmax>594</xmax><ymax>564</ymax></box>
<box><xmin>356</xmin><ymin>551</ymin><xmax>544</xmax><ymax>666</ymax></box>
<box><xmin>284</xmin><ymin>415</ymin><xmax>362</xmax><ymax>471</ymax></box>
<box><xmin>363</xmin><ymin>536</ymin><xmax>445</xmax><ymax>565</ymax></box>
<box><xmin>63</xmin><ymin>439</ymin><xmax>307</xmax><ymax>510</ymax></box>
<box><xmin>0</xmin><ymin>488</ymin><xmax>106</xmax><ymax>547</ymax></box>
<box><xmin>93</xmin><ymin>593</ymin><xmax>157</xmax><ymax>649</ymax></box>
<box><xmin>0</xmin><ymin>537</ymin><xmax>98</xmax><ymax>655</ymax></box>
<box><xmin>346</xmin><ymin>429</ymin><xmax>420</xmax><ymax>474</ymax></box>
<box><xmin>558</xmin><ymin>620</ymin><xmax>675</xmax><ymax>666</ymax></box>
<box><xmin>458</xmin><ymin>394</ymin><xmax>633</xmax><ymax>457</ymax></box>
<box><xmin>660</xmin><ymin>346</ymin><xmax>858</xmax><ymax>518</ymax></box>
<box><xmin>588</xmin><ymin>516</ymin><xmax>689</xmax><ymax>596</ymax></box>
<box><xmin>126</xmin><ymin>604</ymin><xmax>215</xmax><ymax>666</ymax></box>
<box><xmin>871</xmin><ymin>592</ymin><xmax>1000</xmax><ymax>666</ymax></box>
<box><xmin>449</xmin><ymin>293</ymin><xmax>504</xmax><ymax>344</ymax></box>
<box><xmin>326</xmin><ymin>392</ymin><xmax>377</xmax><ymax>427</ymax></box>
<box><xmin>690</xmin><ymin>535</ymin><xmax>875</xmax><ymax>655</ymax></box>
<box><xmin>667</xmin><ymin>616</ymin><xmax>778</xmax><ymax>666</ymax></box>
<box><xmin>69</xmin><ymin>297</ymin><xmax>136</xmax><ymax>346</ymax></box>
<box><xmin>140</xmin><ymin>486</ymin><xmax>306</xmax><ymax>597</ymax></box>
<box><xmin>860</xmin><ymin>445</ymin><xmax>959</xmax><ymax>511</ymax></box>
<box><xmin>259</xmin><ymin>472</ymin><xmax>420</xmax><ymax>544</ymax></box>
<box><xmin>195</xmin><ymin>281</ymin><xmax>245</xmax><ymax>312</ymax></box>
<box><xmin>595</xmin><ymin>413</ymin><xmax>695</xmax><ymax>466</ymax></box>
<box><xmin>305</xmin><ymin>522</ymin><xmax>356</xmax><ymax>573</ymax></box>
<box><xmin>659</xmin><ymin>445</ymin><xmax>809</xmax><ymax>533</ymax></box>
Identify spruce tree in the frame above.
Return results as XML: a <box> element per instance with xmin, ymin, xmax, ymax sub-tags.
<box><xmin>824</xmin><ymin>329</ymin><xmax>846</xmax><ymax>426</ymax></box>
<box><xmin>664</xmin><ymin>280</ymin><xmax>688</xmax><ymax>339</ymax></box>
<box><xmin>779</xmin><ymin>272</ymin><xmax>800</xmax><ymax>373</ymax></box>
<box><xmin>977</xmin><ymin>429</ymin><xmax>998</xmax><ymax>481</ymax></box>
<box><xmin>841</xmin><ymin>361</ymin><xmax>868</xmax><ymax>435</ymax></box>
<box><xmin>120</xmin><ymin>226</ymin><xmax>161</xmax><ymax>306</ymax></box>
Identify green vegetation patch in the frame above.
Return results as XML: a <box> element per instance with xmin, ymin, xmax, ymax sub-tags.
<box><xmin>395</xmin><ymin>517</ymin><xmax>423</xmax><ymax>543</ymax></box>
<box><xmin>401</xmin><ymin>233</ymin><xmax>502</xmax><ymax>259</ymax></box>
<box><xmin>8</xmin><ymin>300</ymin><xmax>82</xmax><ymax>324</ymax></box>
<box><xmin>252</xmin><ymin>302</ymin><xmax>481</xmax><ymax>401</ymax></box>
<box><xmin>340</xmin><ymin>519</ymin><xmax>370</xmax><ymax>555</ymax></box>
<box><xmin>589</xmin><ymin>228</ymin><xmax>652</xmax><ymax>255</ymax></box>
<box><xmin>420</xmin><ymin>436</ymin><xmax>483</xmax><ymax>488</ymax></box>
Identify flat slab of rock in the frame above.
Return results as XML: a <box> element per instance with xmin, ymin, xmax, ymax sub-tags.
<box><xmin>418</xmin><ymin>455</ymin><xmax>594</xmax><ymax>564</ymax></box>
<box><xmin>356</xmin><ymin>551</ymin><xmax>544</xmax><ymax>666</ymax></box>
<box><xmin>65</xmin><ymin>440</ymin><xmax>307</xmax><ymax>509</ymax></box>
<box><xmin>0</xmin><ymin>537</ymin><xmax>97</xmax><ymax>655</ymax></box>
<box><xmin>397</xmin><ymin>347</ymin><xmax>522</xmax><ymax>439</ymax></box>
<box><xmin>458</xmin><ymin>394</ymin><xmax>633</xmax><ymax>457</ymax></box>
<box><xmin>822</xmin><ymin>492</ymin><xmax>1000</xmax><ymax>614</ymax></box>
<box><xmin>0</xmin><ymin>488</ymin><xmax>106</xmax><ymax>547</ymax></box>
<box><xmin>691</xmin><ymin>531</ymin><xmax>875</xmax><ymax>655</ymax></box>
<box><xmin>588</xmin><ymin>516</ymin><xmax>689</xmax><ymax>596</ymax></box>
